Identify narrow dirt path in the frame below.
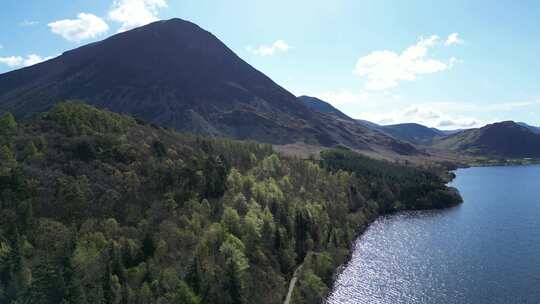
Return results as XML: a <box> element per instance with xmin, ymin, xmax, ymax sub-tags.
<box><xmin>283</xmin><ymin>264</ymin><xmax>303</xmax><ymax>304</ymax></box>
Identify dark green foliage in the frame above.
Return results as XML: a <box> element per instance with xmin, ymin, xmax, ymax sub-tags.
<box><xmin>0</xmin><ymin>112</ymin><xmax>17</xmax><ymax>144</ymax></box>
<box><xmin>0</xmin><ymin>103</ymin><xmax>460</xmax><ymax>304</ymax></box>
<box><xmin>167</xmin><ymin>280</ymin><xmax>201</xmax><ymax>304</ymax></box>
<box><xmin>73</xmin><ymin>140</ymin><xmax>96</xmax><ymax>161</ymax></box>
<box><xmin>26</xmin><ymin>259</ymin><xmax>67</xmax><ymax>303</ymax></box>
<box><xmin>320</xmin><ymin>149</ymin><xmax>463</xmax><ymax>210</ymax></box>
<box><xmin>151</xmin><ymin>141</ymin><xmax>167</xmax><ymax>158</ymax></box>
<box><xmin>45</xmin><ymin>102</ymin><xmax>134</xmax><ymax>136</ymax></box>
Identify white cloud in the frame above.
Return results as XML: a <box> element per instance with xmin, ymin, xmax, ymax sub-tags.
<box><xmin>353</xmin><ymin>99</ymin><xmax>540</xmax><ymax>129</ymax></box>
<box><xmin>357</xmin><ymin>105</ymin><xmax>483</xmax><ymax>129</ymax></box>
<box><xmin>0</xmin><ymin>56</ymin><xmax>23</xmax><ymax>67</ymax></box>
<box><xmin>310</xmin><ymin>89</ymin><xmax>403</xmax><ymax>111</ymax></box>
<box><xmin>109</xmin><ymin>0</ymin><xmax>168</xmax><ymax>32</ymax></box>
<box><xmin>316</xmin><ymin>90</ymin><xmax>368</xmax><ymax>106</ymax></box>
<box><xmin>308</xmin><ymin>88</ymin><xmax>485</xmax><ymax>129</ymax></box>
<box><xmin>354</xmin><ymin>35</ymin><xmax>458</xmax><ymax>91</ymax></box>
<box><xmin>359</xmin><ymin>99</ymin><xmax>540</xmax><ymax>129</ymax></box>
<box><xmin>437</xmin><ymin>118</ymin><xmax>477</xmax><ymax>128</ymax></box>
<box><xmin>20</xmin><ymin>20</ymin><xmax>39</xmax><ymax>27</ymax></box>
<box><xmin>0</xmin><ymin>54</ymin><xmax>54</xmax><ymax>68</ymax></box>
<box><xmin>423</xmin><ymin>100</ymin><xmax>540</xmax><ymax>113</ymax></box>
<box><xmin>445</xmin><ymin>33</ymin><xmax>464</xmax><ymax>46</ymax></box>
<box><xmin>23</xmin><ymin>54</ymin><xmax>53</xmax><ymax>66</ymax></box>
<box><xmin>448</xmin><ymin>56</ymin><xmax>463</xmax><ymax>67</ymax></box>
<box><xmin>48</xmin><ymin>13</ymin><xmax>109</xmax><ymax>42</ymax></box>
<box><xmin>247</xmin><ymin>40</ymin><xmax>291</xmax><ymax>56</ymax></box>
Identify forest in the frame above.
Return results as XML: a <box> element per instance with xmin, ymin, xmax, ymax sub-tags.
<box><xmin>0</xmin><ymin>102</ymin><xmax>461</xmax><ymax>304</ymax></box>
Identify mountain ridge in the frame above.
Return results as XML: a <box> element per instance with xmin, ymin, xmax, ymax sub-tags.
<box><xmin>381</xmin><ymin>123</ymin><xmax>445</xmax><ymax>144</ymax></box>
<box><xmin>0</xmin><ymin>18</ymin><xmax>420</xmax><ymax>156</ymax></box>
<box><xmin>432</xmin><ymin>120</ymin><xmax>540</xmax><ymax>158</ymax></box>
<box><xmin>298</xmin><ymin>95</ymin><xmax>352</xmax><ymax>121</ymax></box>
<box><xmin>518</xmin><ymin>122</ymin><xmax>540</xmax><ymax>134</ymax></box>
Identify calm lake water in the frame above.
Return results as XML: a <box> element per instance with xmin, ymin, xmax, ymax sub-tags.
<box><xmin>326</xmin><ymin>165</ymin><xmax>540</xmax><ymax>304</ymax></box>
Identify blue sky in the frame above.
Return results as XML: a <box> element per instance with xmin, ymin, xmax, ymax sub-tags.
<box><xmin>1</xmin><ymin>0</ymin><xmax>539</xmax><ymax>129</ymax></box>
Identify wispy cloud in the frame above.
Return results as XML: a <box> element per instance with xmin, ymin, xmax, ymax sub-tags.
<box><xmin>307</xmin><ymin>89</ymin><xmax>535</xmax><ymax>129</ymax></box>
<box><xmin>351</xmin><ymin>99</ymin><xmax>539</xmax><ymax>129</ymax></box>
<box><xmin>445</xmin><ymin>33</ymin><xmax>464</xmax><ymax>46</ymax></box>
<box><xmin>247</xmin><ymin>40</ymin><xmax>291</xmax><ymax>56</ymax></box>
<box><xmin>48</xmin><ymin>13</ymin><xmax>109</xmax><ymax>42</ymax></box>
<box><xmin>354</xmin><ymin>35</ymin><xmax>461</xmax><ymax>91</ymax></box>
<box><xmin>109</xmin><ymin>0</ymin><xmax>168</xmax><ymax>32</ymax></box>
<box><xmin>20</xmin><ymin>20</ymin><xmax>39</xmax><ymax>27</ymax></box>
<box><xmin>422</xmin><ymin>100</ymin><xmax>540</xmax><ymax>113</ymax></box>
<box><xmin>0</xmin><ymin>56</ymin><xmax>23</xmax><ymax>67</ymax></box>
<box><xmin>0</xmin><ymin>54</ymin><xmax>54</xmax><ymax>68</ymax></box>
<box><xmin>315</xmin><ymin>90</ymin><xmax>372</xmax><ymax>106</ymax></box>
<box><xmin>357</xmin><ymin>105</ymin><xmax>484</xmax><ymax>129</ymax></box>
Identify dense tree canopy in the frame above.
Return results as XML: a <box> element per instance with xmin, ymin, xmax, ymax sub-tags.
<box><xmin>0</xmin><ymin>102</ymin><xmax>461</xmax><ymax>304</ymax></box>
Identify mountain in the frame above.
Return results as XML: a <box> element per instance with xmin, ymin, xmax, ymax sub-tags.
<box><xmin>356</xmin><ymin>119</ymin><xmax>384</xmax><ymax>131</ymax></box>
<box><xmin>358</xmin><ymin>118</ymin><xmax>447</xmax><ymax>144</ymax></box>
<box><xmin>432</xmin><ymin>121</ymin><xmax>540</xmax><ymax>158</ymax></box>
<box><xmin>298</xmin><ymin>96</ymin><xmax>453</xmax><ymax>145</ymax></box>
<box><xmin>518</xmin><ymin>122</ymin><xmax>540</xmax><ymax>134</ymax></box>
<box><xmin>298</xmin><ymin>95</ymin><xmax>351</xmax><ymax>120</ymax></box>
<box><xmin>0</xmin><ymin>18</ymin><xmax>419</xmax><ymax>156</ymax></box>
<box><xmin>439</xmin><ymin>129</ymin><xmax>466</xmax><ymax>136</ymax></box>
<box><xmin>381</xmin><ymin>123</ymin><xmax>445</xmax><ymax>144</ymax></box>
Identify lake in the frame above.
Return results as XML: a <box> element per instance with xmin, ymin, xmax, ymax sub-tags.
<box><xmin>326</xmin><ymin>165</ymin><xmax>540</xmax><ymax>304</ymax></box>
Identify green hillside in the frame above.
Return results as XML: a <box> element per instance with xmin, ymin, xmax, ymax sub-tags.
<box><xmin>0</xmin><ymin>103</ymin><xmax>460</xmax><ymax>304</ymax></box>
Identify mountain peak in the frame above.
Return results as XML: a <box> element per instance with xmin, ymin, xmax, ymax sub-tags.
<box><xmin>488</xmin><ymin>120</ymin><xmax>518</xmax><ymax>127</ymax></box>
<box><xmin>132</xmin><ymin>17</ymin><xmax>203</xmax><ymax>32</ymax></box>
<box><xmin>434</xmin><ymin>119</ymin><xmax>540</xmax><ymax>158</ymax></box>
<box><xmin>0</xmin><ymin>18</ymin><xmax>421</xmax><ymax>156</ymax></box>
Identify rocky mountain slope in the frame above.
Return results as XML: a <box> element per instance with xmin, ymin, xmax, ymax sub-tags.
<box><xmin>0</xmin><ymin>19</ymin><xmax>418</xmax><ymax>156</ymax></box>
<box><xmin>432</xmin><ymin>121</ymin><xmax>540</xmax><ymax>158</ymax></box>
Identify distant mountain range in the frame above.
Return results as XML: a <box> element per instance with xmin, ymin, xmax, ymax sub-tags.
<box><xmin>379</xmin><ymin>123</ymin><xmax>446</xmax><ymax>143</ymax></box>
<box><xmin>0</xmin><ymin>18</ymin><xmax>539</xmax><ymax>161</ymax></box>
<box><xmin>299</xmin><ymin>95</ymin><xmax>540</xmax><ymax>159</ymax></box>
<box><xmin>432</xmin><ymin>121</ymin><xmax>540</xmax><ymax>158</ymax></box>
<box><xmin>0</xmin><ymin>18</ymin><xmax>420</xmax><ymax>156</ymax></box>
<box><xmin>300</xmin><ymin>96</ymin><xmax>447</xmax><ymax>143</ymax></box>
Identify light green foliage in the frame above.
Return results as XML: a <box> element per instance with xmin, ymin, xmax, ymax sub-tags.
<box><xmin>219</xmin><ymin>234</ymin><xmax>249</xmax><ymax>273</ymax></box>
<box><xmin>72</xmin><ymin>233</ymin><xmax>108</xmax><ymax>276</ymax></box>
<box><xmin>251</xmin><ymin>178</ymin><xmax>284</xmax><ymax>207</ymax></box>
<box><xmin>139</xmin><ymin>282</ymin><xmax>153</xmax><ymax>304</ymax></box>
<box><xmin>23</xmin><ymin>141</ymin><xmax>40</xmax><ymax>160</ymax></box>
<box><xmin>47</xmin><ymin>102</ymin><xmax>135</xmax><ymax>136</ymax></box>
<box><xmin>166</xmin><ymin>280</ymin><xmax>201</xmax><ymax>304</ymax></box>
<box><xmin>221</xmin><ymin>207</ymin><xmax>242</xmax><ymax>237</ymax></box>
<box><xmin>226</xmin><ymin>168</ymin><xmax>243</xmax><ymax>193</ymax></box>
<box><xmin>0</xmin><ymin>104</ymin><xmax>460</xmax><ymax>304</ymax></box>
<box><xmin>260</xmin><ymin>154</ymin><xmax>281</xmax><ymax>176</ymax></box>
<box><xmin>243</xmin><ymin>202</ymin><xmax>264</xmax><ymax>247</ymax></box>
<box><xmin>295</xmin><ymin>271</ymin><xmax>328</xmax><ymax>304</ymax></box>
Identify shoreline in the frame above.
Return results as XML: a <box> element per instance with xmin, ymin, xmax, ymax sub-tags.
<box><xmin>321</xmin><ymin>169</ymin><xmax>462</xmax><ymax>303</ymax></box>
